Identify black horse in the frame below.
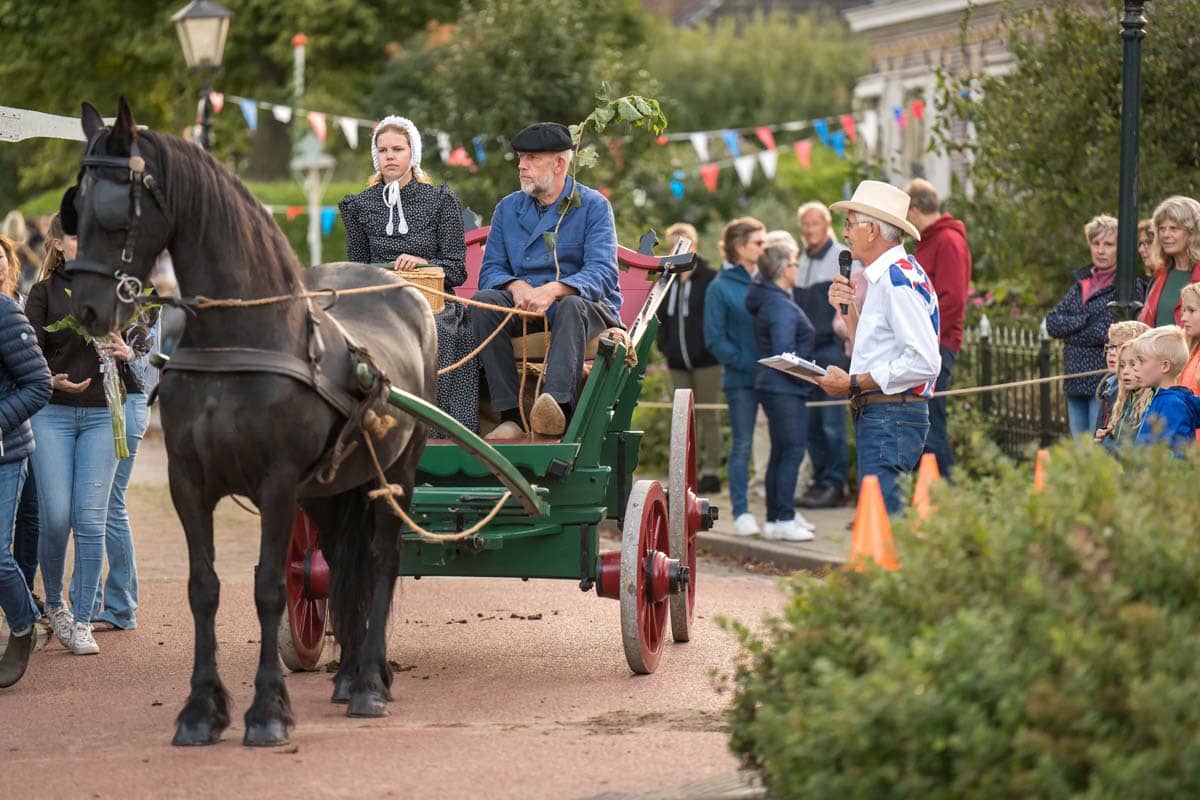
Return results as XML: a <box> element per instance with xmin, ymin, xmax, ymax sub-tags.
<box><xmin>66</xmin><ymin>99</ymin><xmax>436</xmax><ymax>746</ymax></box>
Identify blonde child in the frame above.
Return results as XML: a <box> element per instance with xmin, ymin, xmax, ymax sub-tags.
<box><xmin>1098</xmin><ymin>341</ymin><xmax>1153</xmax><ymax>454</ymax></box>
<box><xmin>1176</xmin><ymin>282</ymin><xmax>1200</xmax><ymax>394</ymax></box>
<box><xmin>1130</xmin><ymin>326</ymin><xmax>1200</xmax><ymax>455</ymax></box>
<box><xmin>1095</xmin><ymin>320</ymin><xmax>1150</xmax><ymax>434</ymax></box>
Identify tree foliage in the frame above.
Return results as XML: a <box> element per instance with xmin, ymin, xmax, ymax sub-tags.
<box><xmin>933</xmin><ymin>0</ymin><xmax>1200</xmax><ymax>309</ymax></box>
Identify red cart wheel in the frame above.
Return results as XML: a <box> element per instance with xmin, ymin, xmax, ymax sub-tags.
<box><xmin>668</xmin><ymin>389</ymin><xmax>698</xmax><ymax>642</ymax></box>
<box><xmin>620</xmin><ymin>480</ymin><xmax>676</xmax><ymax>674</ymax></box>
<box><xmin>279</xmin><ymin>508</ymin><xmax>329</xmax><ymax>672</ymax></box>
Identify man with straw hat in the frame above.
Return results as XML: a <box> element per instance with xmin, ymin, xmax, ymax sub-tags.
<box><xmin>814</xmin><ymin>180</ymin><xmax>941</xmax><ymax>514</ymax></box>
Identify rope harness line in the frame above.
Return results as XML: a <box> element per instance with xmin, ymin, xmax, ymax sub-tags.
<box><xmin>636</xmin><ymin>368</ymin><xmax>1112</xmax><ymax>410</ymax></box>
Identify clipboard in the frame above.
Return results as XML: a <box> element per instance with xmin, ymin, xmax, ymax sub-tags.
<box><xmin>758</xmin><ymin>352</ymin><xmax>827</xmax><ymax>384</ymax></box>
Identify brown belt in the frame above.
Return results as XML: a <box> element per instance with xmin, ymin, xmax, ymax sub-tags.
<box><xmin>849</xmin><ymin>391</ymin><xmax>926</xmax><ymax>412</ymax></box>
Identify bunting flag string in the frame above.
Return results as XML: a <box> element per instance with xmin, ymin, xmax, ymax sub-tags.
<box><xmin>733</xmin><ymin>153</ymin><xmax>757</xmax><ymax>187</ymax></box>
<box><xmin>757</xmin><ymin>149</ymin><xmax>778</xmax><ymax>180</ymax></box>
<box><xmin>307</xmin><ymin>111</ymin><xmax>327</xmax><ymax>143</ymax></box>
<box><xmin>238</xmin><ymin>97</ymin><xmax>257</xmax><ymax>131</ymax></box>
<box><xmin>722</xmin><ymin>130</ymin><xmax>741</xmax><ymax>158</ymax></box>
<box><xmin>337</xmin><ymin>116</ymin><xmax>357</xmax><ymax>149</ymax></box>
<box><xmin>754</xmin><ymin>126</ymin><xmax>775</xmax><ymax>151</ymax></box>
<box><xmin>689</xmin><ymin>132</ymin><xmax>709</xmax><ymax>163</ymax></box>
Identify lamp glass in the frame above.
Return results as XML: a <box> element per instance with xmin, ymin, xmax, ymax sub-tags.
<box><xmin>175</xmin><ymin>15</ymin><xmax>230</xmax><ymax>69</ymax></box>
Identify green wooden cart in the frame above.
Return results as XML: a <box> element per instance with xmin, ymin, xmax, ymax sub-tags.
<box><xmin>279</xmin><ymin>233</ymin><xmax>717</xmax><ymax>675</ymax></box>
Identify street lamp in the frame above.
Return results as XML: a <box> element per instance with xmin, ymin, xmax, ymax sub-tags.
<box><xmin>172</xmin><ymin>0</ymin><xmax>233</xmax><ymax>151</ymax></box>
<box><xmin>1112</xmin><ymin>0</ymin><xmax>1150</xmax><ymax>321</ymax></box>
<box><xmin>290</xmin><ymin>133</ymin><xmax>337</xmax><ymax>266</ymax></box>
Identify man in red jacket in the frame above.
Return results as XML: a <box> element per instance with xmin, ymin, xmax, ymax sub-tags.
<box><xmin>906</xmin><ymin>179</ymin><xmax>971</xmax><ymax>477</ymax></box>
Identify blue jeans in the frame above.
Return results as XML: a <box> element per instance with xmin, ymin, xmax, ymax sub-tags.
<box><xmin>31</xmin><ymin>404</ymin><xmax>119</xmax><ymax>616</ymax></box>
<box><xmin>854</xmin><ymin>401</ymin><xmax>930</xmax><ymax>515</ymax></box>
<box><xmin>1066</xmin><ymin>395</ymin><xmax>1100</xmax><ymax>438</ymax></box>
<box><xmin>807</xmin><ymin>390</ymin><xmax>849</xmax><ymax>489</ymax></box>
<box><xmin>0</xmin><ymin>460</ymin><xmax>39</xmax><ymax>633</ymax></box>
<box><xmin>13</xmin><ymin>462</ymin><xmax>38</xmax><ymax>589</ymax></box>
<box><xmin>759</xmin><ymin>392</ymin><xmax>809</xmax><ymax>523</ymax></box>
<box><xmin>71</xmin><ymin>394</ymin><xmax>149</xmax><ymax>628</ymax></box>
<box><xmin>923</xmin><ymin>346</ymin><xmax>957</xmax><ymax>477</ymax></box>
<box><xmin>724</xmin><ymin>387</ymin><xmax>760</xmax><ymax>518</ymax></box>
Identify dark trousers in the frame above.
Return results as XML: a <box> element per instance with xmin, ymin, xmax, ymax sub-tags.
<box><xmin>806</xmin><ymin>390</ymin><xmax>849</xmax><ymax>489</ymax></box>
<box><xmin>760</xmin><ymin>391</ymin><xmax>809</xmax><ymax>523</ymax></box>
<box><xmin>471</xmin><ymin>289</ymin><xmax>618</xmax><ymax>412</ymax></box>
<box><xmin>12</xmin><ymin>460</ymin><xmax>38</xmax><ymax>589</ymax></box>
<box><xmin>923</xmin><ymin>345</ymin><xmax>956</xmax><ymax>477</ymax></box>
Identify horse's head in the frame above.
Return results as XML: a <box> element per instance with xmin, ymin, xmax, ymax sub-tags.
<box><xmin>69</xmin><ymin>98</ymin><xmax>170</xmax><ymax>336</ymax></box>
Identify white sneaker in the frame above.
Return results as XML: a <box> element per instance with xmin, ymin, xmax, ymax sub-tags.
<box><xmin>793</xmin><ymin>512</ymin><xmax>816</xmax><ymax>531</ymax></box>
<box><xmin>763</xmin><ymin>519</ymin><xmax>815</xmax><ymax>542</ymax></box>
<box><xmin>47</xmin><ymin>605</ymin><xmax>74</xmax><ymax>650</ymax></box>
<box><xmin>733</xmin><ymin>513</ymin><xmax>760</xmax><ymax>536</ymax></box>
<box><xmin>70</xmin><ymin>621</ymin><xmax>99</xmax><ymax>656</ymax></box>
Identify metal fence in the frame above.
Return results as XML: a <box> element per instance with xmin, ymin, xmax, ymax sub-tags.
<box><xmin>957</xmin><ymin>316</ymin><xmax>1072</xmax><ymax>459</ymax></box>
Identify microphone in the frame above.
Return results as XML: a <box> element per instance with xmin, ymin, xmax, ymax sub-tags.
<box><xmin>838</xmin><ymin>250</ymin><xmax>852</xmax><ymax>316</ymax></box>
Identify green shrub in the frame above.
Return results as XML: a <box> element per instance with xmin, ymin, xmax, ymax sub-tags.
<box><xmin>725</xmin><ymin>441</ymin><xmax>1200</xmax><ymax>798</ymax></box>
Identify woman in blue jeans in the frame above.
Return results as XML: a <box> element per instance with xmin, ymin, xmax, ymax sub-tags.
<box><xmin>70</xmin><ymin>316</ymin><xmax>157</xmax><ymax>631</ymax></box>
<box><xmin>0</xmin><ymin>268</ymin><xmax>52</xmax><ymax>687</ymax></box>
<box><xmin>24</xmin><ymin>209</ymin><xmax>137</xmax><ymax>656</ymax></box>
<box><xmin>745</xmin><ymin>244</ymin><xmax>818</xmax><ymax>541</ymax></box>
<box><xmin>704</xmin><ymin>218</ymin><xmax>767</xmax><ymax>536</ymax></box>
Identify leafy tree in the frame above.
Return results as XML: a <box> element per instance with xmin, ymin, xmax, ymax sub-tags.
<box><xmin>932</xmin><ymin>0</ymin><xmax>1200</xmax><ymax>310</ymax></box>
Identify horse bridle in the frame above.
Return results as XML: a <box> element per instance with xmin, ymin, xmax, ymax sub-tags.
<box><xmin>66</xmin><ymin>130</ymin><xmax>169</xmax><ymax>306</ymax></box>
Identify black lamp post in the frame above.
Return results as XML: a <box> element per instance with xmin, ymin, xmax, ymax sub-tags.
<box><xmin>172</xmin><ymin>0</ymin><xmax>233</xmax><ymax>151</ymax></box>
<box><xmin>1112</xmin><ymin>0</ymin><xmax>1150</xmax><ymax>321</ymax></box>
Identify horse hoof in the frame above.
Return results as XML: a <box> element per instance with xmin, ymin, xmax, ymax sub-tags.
<box><xmin>346</xmin><ymin>692</ymin><xmax>389</xmax><ymax>718</ymax></box>
<box><xmin>331</xmin><ymin>676</ymin><xmax>351</xmax><ymax>705</ymax></box>
<box><xmin>172</xmin><ymin>722</ymin><xmax>222</xmax><ymax>747</ymax></box>
<box><xmin>243</xmin><ymin>719</ymin><xmax>290</xmax><ymax>747</ymax></box>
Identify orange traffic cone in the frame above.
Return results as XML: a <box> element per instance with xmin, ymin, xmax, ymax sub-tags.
<box><xmin>1033</xmin><ymin>449</ymin><xmax>1050</xmax><ymax>492</ymax></box>
<box><xmin>848</xmin><ymin>475</ymin><xmax>899</xmax><ymax>571</ymax></box>
<box><xmin>911</xmin><ymin>453</ymin><xmax>941</xmax><ymax>520</ymax></box>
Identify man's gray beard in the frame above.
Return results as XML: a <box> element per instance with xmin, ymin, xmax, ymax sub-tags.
<box><xmin>520</xmin><ymin>178</ymin><xmax>551</xmax><ymax>201</ymax></box>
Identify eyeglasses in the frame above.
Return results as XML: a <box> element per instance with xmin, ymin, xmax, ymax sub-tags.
<box><xmin>843</xmin><ymin>218</ymin><xmax>871</xmax><ymax>231</ymax></box>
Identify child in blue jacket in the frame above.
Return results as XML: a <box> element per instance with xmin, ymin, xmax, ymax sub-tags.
<box><xmin>1130</xmin><ymin>326</ymin><xmax>1200</xmax><ymax>456</ymax></box>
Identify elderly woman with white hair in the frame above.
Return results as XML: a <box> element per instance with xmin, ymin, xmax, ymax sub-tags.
<box><xmin>338</xmin><ymin>115</ymin><xmax>476</xmax><ymax>434</ymax></box>
<box><xmin>1138</xmin><ymin>195</ymin><xmax>1200</xmax><ymax>328</ymax></box>
<box><xmin>1045</xmin><ymin>214</ymin><xmax>1129</xmax><ymax>436</ymax></box>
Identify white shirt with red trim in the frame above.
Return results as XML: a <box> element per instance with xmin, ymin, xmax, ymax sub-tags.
<box><xmin>849</xmin><ymin>244</ymin><xmax>942</xmax><ymax>397</ymax></box>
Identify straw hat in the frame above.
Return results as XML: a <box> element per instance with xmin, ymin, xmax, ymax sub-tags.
<box><xmin>831</xmin><ymin>180</ymin><xmax>921</xmax><ymax>241</ymax></box>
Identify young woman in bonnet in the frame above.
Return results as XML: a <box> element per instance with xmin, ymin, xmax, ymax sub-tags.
<box><xmin>338</xmin><ymin>116</ymin><xmax>478</xmax><ymax>434</ymax></box>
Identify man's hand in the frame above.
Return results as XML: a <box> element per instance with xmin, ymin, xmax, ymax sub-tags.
<box><xmin>507</xmin><ymin>279</ymin><xmax>537</xmax><ymax>309</ymax></box>
<box><xmin>510</xmin><ymin>281</ymin><xmax>576</xmax><ymax>314</ymax></box>
<box><xmin>815</xmin><ymin>365</ymin><xmax>852</xmax><ymax>398</ymax></box>
<box><xmin>828</xmin><ymin>274</ymin><xmax>856</xmax><ymax>314</ymax></box>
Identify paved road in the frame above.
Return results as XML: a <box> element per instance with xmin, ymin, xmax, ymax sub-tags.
<box><xmin>0</xmin><ymin>433</ymin><xmax>784</xmax><ymax>799</ymax></box>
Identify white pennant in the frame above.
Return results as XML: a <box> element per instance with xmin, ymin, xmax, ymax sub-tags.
<box><xmin>734</xmin><ymin>154</ymin><xmax>757</xmax><ymax>187</ymax></box>
<box><xmin>757</xmin><ymin>149</ymin><xmax>778</xmax><ymax>180</ymax></box>
<box><xmin>437</xmin><ymin>131</ymin><xmax>451</xmax><ymax>163</ymax></box>
<box><xmin>861</xmin><ymin>109</ymin><xmax>879</xmax><ymax>153</ymax></box>
<box><xmin>337</xmin><ymin>117</ymin><xmax>358</xmax><ymax>148</ymax></box>
<box><xmin>688</xmin><ymin>132</ymin><xmax>709</xmax><ymax>163</ymax></box>
<box><xmin>272</xmin><ymin>105</ymin><xmax>293</xmax><ymax>124</ymax></box>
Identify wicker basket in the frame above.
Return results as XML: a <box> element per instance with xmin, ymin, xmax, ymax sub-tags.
<box><xmin>405</xmin><ymin>267</ymin><xmax>445</xmax><ymax>313</ymax></box>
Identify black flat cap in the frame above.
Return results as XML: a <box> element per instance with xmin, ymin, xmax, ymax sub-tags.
<box><xmin>510</xmin><ymin>122</ymin><xmax>572</xmax><ymax>153</ymax></box>
<box><xmin>60</xmin><ymin>185</ymin><xmax>79</xmax><ymax>236</ymax></box>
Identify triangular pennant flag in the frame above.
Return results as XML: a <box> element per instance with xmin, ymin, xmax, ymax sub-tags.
<box><xmin>447</xmin><ymin>146</ymin><xmax>477</xmax><ymax>172</ymax></box>
<box><xmin>911</xmin><ymin>99</ymin><xmax>926</xmax><ymax>121</ymax></box>
<box><xmin>733</xmin><ymin>154</ymin><xmax>757</xmax><ymax>187</ymax></box>
<box><xmin>337</xmin><ymin>117</ymin><xmax>358</xmax><ymax>149</ymax></box>
<box><xmin>812</xmin><ymin>119</ymin><xmax>830</xmax><ymax>147</ymax></box>
<box><xmin>839</xmin><ymin>114</ymin><xmax>858</xmax><ymax>142</ymax></box>
<box><xmin>754</xmin><ymin>126</ymin><xmax>775</xmax><ymax>151</ymax></box>
<box><xmin>307</xmin><ymin>111</ymin><xmax>327</xmax><ymax>143</ymax></box>
<box><xmin>699</xmin><ymin>163</ymin><xmax>719</xmax><ymax>193</ymax></box>
<box><xmin>831</xmin><ymin>130</ymin><xmax>847</xmax><ymax>159</ymax></box>
<box><xmin>286</xmin><ymin>205</ymin><xmax>303</xmax><ymax>221</ymax></box>
<box><xmin>320</xmin><ymin>207</ymin><xmax>336</xmax><ymax>236</ymax></box>
<box><xmin>208</xmin><ymin>92</ymin><xmax>224</xmax><ymax>114</ymax></box>
<box><xmin>238</xmin><ymin>98</ymin><xmax>257</xmax><ymax>131</ymax></box>
<box><xmin>436</xmin><ymin>131</ymin><xmax>451</xmax><ymax>163</ymax></box>
<box><xmin>722</xmin><ymin>129</ymin><xmax>741</xmax><ymax>157</ymax></box>
<box><xmin>688</xmin><ymin>132</ymin><xmax>709</xmax><ymax>163</ymax></box>
<box><xmin>670</xmin><ymin>178</ymin><xmax>685</xmax><ymax>198</ymax></box>
<box><xmin>793</xmin><ymin>138</ymin><xmax>813</xmax><ymax>170</ymax></box>
<box><xmin>472</xmin><ymin>135</ymin><xmax>488</xmax><ymax>165</ymax></box>
<box><xmin>862</xmin><ymin>109</ymin><xmax>879</xmax><ymax>152</ymax></box>
<box><xmin>895</xmin><ymin>108</ymin><xmax>909</xmax><ymax>130</ymax></box>
<box><xmin>272</xmin><ymin>105</ymin><xmax>292</xmax><ymax>124</ymax></box>
<box><xmin>757</xmin><ymin>149</ymin><xmax>778</xmax><ymax>180</ymax></box>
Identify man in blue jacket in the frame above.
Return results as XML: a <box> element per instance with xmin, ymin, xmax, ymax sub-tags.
<box><xmin>472</xmin><ymin>123</ymin><xmax>622</xmax><ymax>439</ymax></box>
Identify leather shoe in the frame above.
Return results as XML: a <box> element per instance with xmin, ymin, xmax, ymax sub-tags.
<box><xmin>797</xmin><ymin>484</ymin><xmax>845</xmax><ymax>509</ymax></box>
<box><xmin>530</xmin><ymin>393</ymin><xmax>566</xmax><ymax>437</ymax></box>
<box><xmin>0</xmin><ymin>625</ymin><xmax>35</xmax><ymax>688</ymax></box>
<box><xmin>484</xmin><ymin>420</ymin><xmax>526</xmax><ymax>441</ymax></box>
<box><xmin>697</xmin><ymin>474</ymin><xmax>721</xmax><ymax>494</ymax></box>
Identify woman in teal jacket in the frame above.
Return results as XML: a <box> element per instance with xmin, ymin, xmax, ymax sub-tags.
<box><xmin>703</xmin><ymin>217</ymin><xmax>767</xmax><ymax>535</ymax></box>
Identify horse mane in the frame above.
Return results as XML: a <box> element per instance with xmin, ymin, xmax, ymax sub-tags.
<box><xmin>144</xmin><ymin>130</ymin><xmax>304</xmax><ymax>292</ymax></box>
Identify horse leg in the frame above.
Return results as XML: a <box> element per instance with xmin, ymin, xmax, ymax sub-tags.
<box><xmin>242</xmin><ymin>476</ymin><xmax>299</xmax><ymax>746</ymax></box>
<box><xmin>306</xmin><ymin>495</ymin><xmax>369</xmax><ymax>705</ymax></box>
<box><xmin>347</xmin><ymin>431</ymin><xmax>424</xmax><ymax>718</ymax></box>
<box><xmin>170</xmin><ymin>468</ymin><xmax>230</xmax><ymax>747</ymax></box>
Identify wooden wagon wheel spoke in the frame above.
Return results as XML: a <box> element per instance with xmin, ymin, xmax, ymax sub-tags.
<box><xmin>620</xmin><ymin>480</ymin><xmax>674</xmax><ymax>674</ymax></box>
<box><xmin>279</xmin><ymin>508</ymin><xmax>329</xmax><ymax>672</ymax></box>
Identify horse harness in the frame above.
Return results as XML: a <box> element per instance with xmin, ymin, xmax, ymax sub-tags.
<box><xmin>67</xmin><ymin>128</ymin><xmax>393</xmax><ymax>484</ymax></box>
